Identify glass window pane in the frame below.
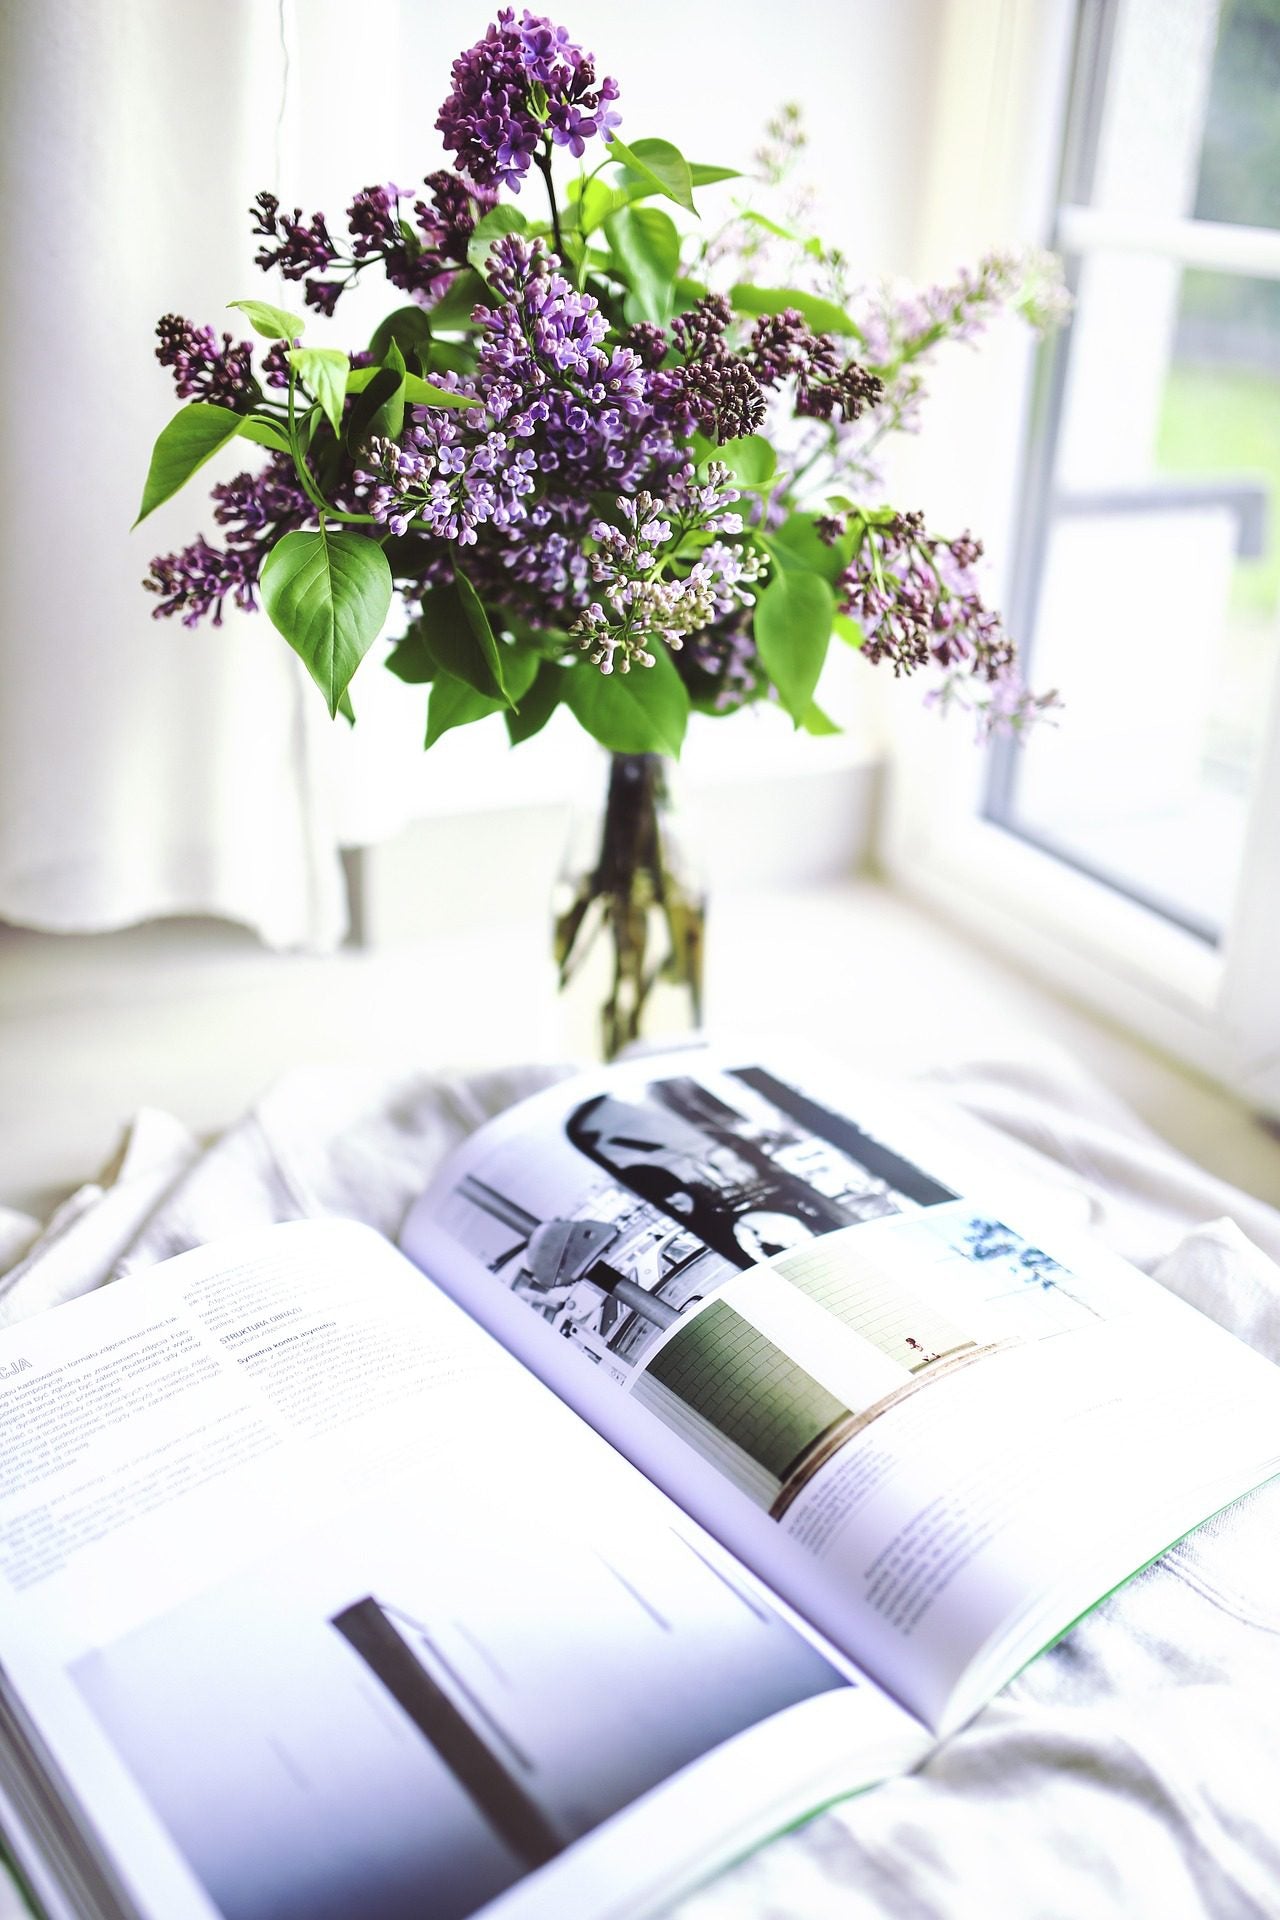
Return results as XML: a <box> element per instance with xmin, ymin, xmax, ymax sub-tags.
<box><xmin>988</xmin><ymin>0</ymin><xmax>1280</xmax><ymax>942</ymax></box>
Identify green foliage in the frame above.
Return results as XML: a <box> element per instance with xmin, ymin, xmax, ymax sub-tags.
<box><xmin>468</xmin><ymin>204</ymin><xmax>530</xmax><ymax>274</ymax></box>
<box><xmin>607</xmin><ymin>135</ymin><xmax>697</xmax><ymax>215</ymax></box>
<box><xmin>288</xmin><ymin>347</ymin><xmax>349</xmax><ymax>437</ymax></box>
<box><xmin>134</xmin><ymin>403</ymin><xmax>247</xmax><ymax>525</ymax></box>
<box><xmin>565</xmin><ymin>645</ymin><xmax>690</xmax><ymax>756</ymax></box>
<box><xmin>227</xmin><ymin>298</ymin><xmax>305</xmax><ymax>341</ymax></box>
<box><xmin>259</xmin><ymin>527</ymin><xmax>392</xmax><ymax>716</ymax></box>
<box><xmin>368</xmin><ymin>306</ymin><xmax>434</xmax><ymax>367</ymax></box>
<box><xmin>506</xmin><ymin>659</ymin><xmax>564</xmax><ymax>745</ymax></box>
<box><xmin>605</xmin><ymin>205</ymin><xmax>681</xmax><ymax>325</ymax></box>
<box><xmin>714</xmin><ymin>435</ymin><xmax>776</xmax><ymax>488</ymax></box>
<box><xmin>416</xmin><ymin>574</ymin><xmax>511</xmax><ymax>703</ymax></box>
<box><xmin>729</xmin><ymin>283</ymin><xmax>861</xmax><ymax>338</ymax></box>
<box><xmin>753</xmin><ymin>565</ymin><xmax>835</xmax><ymax>725</ymax></box>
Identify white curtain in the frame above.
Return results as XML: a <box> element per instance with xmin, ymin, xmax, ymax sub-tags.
<box><xmin>0</xmin><ymin>0</ymin><xmax>937</xmax><ymax>951</ymax></box>
<box><xmin>0</xmin><ymin>0</ymin><xmax>425</xmax><ymax>950</ymax></box>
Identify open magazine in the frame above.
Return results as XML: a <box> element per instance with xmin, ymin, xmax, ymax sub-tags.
<box><xmin>1</xmin><ymin>1049</ymin><xmax>1278</xmax><ymax>1920</ymax></box>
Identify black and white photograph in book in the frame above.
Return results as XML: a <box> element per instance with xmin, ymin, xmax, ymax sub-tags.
<box><xmin>443</xmin><ymin>1157</ymin><xmax>743</xmax><ymax>1384</ymax></box>
<box><xmin>566</xmin><ymin>1066</ymin><xmax>958</xmax><ymax>1266</ymax></box>
<box><xmin>71</xmin><ymin>1495</ymin><xmax>849</xmax><ymax>1920</ymax></box>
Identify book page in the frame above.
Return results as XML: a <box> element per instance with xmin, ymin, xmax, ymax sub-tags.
<box><xmin>0</xmin><ymin>1219</ymin><xmax>925</xmax><ymax>1920</ymax></box>
<box><xmin>402</xmin><ymin>1052</ymin><xmax>1280</xmax><ymax>1729</ymax></box>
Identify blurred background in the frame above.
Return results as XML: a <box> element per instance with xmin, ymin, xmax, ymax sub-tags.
<box><xmin>1</xmin><ymin>0</ymin><xmax>1278</xmax><ymax>1211</ymax></box>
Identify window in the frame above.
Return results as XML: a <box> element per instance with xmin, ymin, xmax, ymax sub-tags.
<box><xmin>989</xmin><ymin>0</ymin><xmax>1280</xmax><ymax>943</ymax></box>
<box><xmin>887</xmin><ymin>0</ymin><xmax>1280</xmax><ymax>1109</ymax></box>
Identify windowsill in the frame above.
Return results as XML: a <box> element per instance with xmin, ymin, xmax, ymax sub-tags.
<box><xmin>3</xmin><ymin>875</ymin><xmax>1278</xmax><ymax>1225</ymax></box>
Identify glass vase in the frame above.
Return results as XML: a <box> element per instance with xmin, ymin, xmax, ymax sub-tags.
<box><xmin>553</xmin><ymin>752</ymin><xmax>706</xmax><ymax>1061</ymax></box>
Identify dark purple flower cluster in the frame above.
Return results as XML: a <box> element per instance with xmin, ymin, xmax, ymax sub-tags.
<box><xmin>437</xmin><ymin>8</ymin><xmax>620</xmax><ymax>192</ymax></box>
<box><xmin>657</xmin><ymin>295</ymin><xmax>766</xmax><ymax>442</ymax></box>
<box><xmin>748</xmin><ymin>310</ymin><xmax>883</xmax><ymax>422</ymax></box>
<box><xmin>358</xmin><ymin>236</ymin><xmax>685</xmax><ymax>617</ymax></box>
<box><xmin>838</xmin><ymin>512</ymin><xmax>1011</xmax><ymax>678</ymax></box>
<box><xmin>144</xmin><ymin>455</ymin><xmax>311</xmax><ymax>627</ymax></box>
<box><xmin>250</xmin><ymin>173</ymin><xmax>492</xmax><ymax>317</ymax></box>
<box><xmin>836</xmin><ymin>510</ymin><xmax>1056</xmax><ymax>736</ymax></box>
<box><xmin>155</xmin><ymin>315</ymin><xmax>258</xmax><ymax>408</ymax></box>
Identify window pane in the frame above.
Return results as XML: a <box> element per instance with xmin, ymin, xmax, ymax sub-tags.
<box><xmin>988</xmin><ymin>0</ymin><xmax>1280</xmax><ymax>942</ymax></box>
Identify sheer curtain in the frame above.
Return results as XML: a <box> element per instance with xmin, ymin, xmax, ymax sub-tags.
<box><xmin>0</xmin><ymin>0</ymin><xmax>937</xmax><ymax>952</ymax></box>
<box><xmin>0</xmin><ymin>0</ymin><xmax>418</xmax><ymax>950</ymax></box>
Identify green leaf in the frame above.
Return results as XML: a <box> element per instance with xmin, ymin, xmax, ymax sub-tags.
<box><xmin>688</xmin><ymin>162</ymin><xmax>741</xmax><ymax>186</ymax></box>
<box><xmin>368</xmin><ymin>305</ymin><xmax>434</xmax><ymax>365</ymax></box>
<box><xmin>738</xmin><ymin>210</ymin><xmax>799</xmax><ymax>243</ymax></box>
<box><xmin>713</xmin><ymin>434</ymin><xmax>776</xmax><ymax>488</ymax></box>
<box><xmin>832</xmin><ymin>611</ymin><xmax>864</xmax><ymax>648</ymax></box>
<box><xmin>425</xmin><ymin>338</ymin><xmax>474</xmax><ymax>377</ymax></box>
<box><xmin>608</xmin><ymin>135</ymin><xmax>697</xmax><ymax>215</ymax></box>
<box><xmin>345</xmin><ymin>365</ymin><xmax>404</xmax><ymax>454</ymax></box>
<box><xmin>576</xmin><ymin>176</ymin><xmax>630</xmax><ymax>235</ymax></box>
<box><xmin>227</xmin><ymin>298</ymin><xmax>305</xmax><ymax>341</ymax></box>
<box><xmin>565</xmin><ymin>646</ymin><xmax>690</xmax><ymax>756</ymax></box>
<box><xmin>468</xmin><ymin>204</ymin><xmax>529</xmax><ymax>275</ymax></box>
<box><xmin>400</xmin><ymin>371</ymin><xmax>481</xmax><ymax>409</ymax></box>
<box><xmin>134</xmin><ymin>402</ymin><xmax>246</xmax><ymax>526</ymax></box>
<box><xmin>429</xmin><ymin>269</ymin><xmax>492</xmax><ymax>330</ymax></box>
<box><xmin>416</xmin><ymin>576</ymin><xmax>510</xmax><ymax>704</ymax></box>
<box><xmin>506</xmin><ymin>658</ymin><xmax>564</xmax><ymax>745</ymax></box>
<box><xmin>425</xmin><ymin>671</ymin><xmax>504</xmax><ymax>749</ymax></box>
<box><xmin>288</xmin><ymin>347</ymin><xmax>349</xmax><ymax>436</ymax></box>
<box><xmin>800</xmin><ymin>700</ymin><xmax>842</xmax><ymax>735</ymax></box>
<box><xmin>753</xmin><ymin>567</ymin><xmax>835</xmax><ymax>725</ymax></box>
<box><xmin>238</xmin><ymin>416</ymin><xmax>292</xmax><ymax>453</ymax></box>
<box><xmin>729</xmin><ymin>283</ymin><xmax>861</xmax><ymax>338</ymax></box>
<box><xmin>604</xmin><ymin>204</ymin><xmax>681</xmax><ymax>325</ymax></box>
<box><xmin>259</xmin><ymin>527</ymin><xmax>392</xmax><ymax>717</ymax></box>
<box><xmin>385</xmin><ymin>629</ymin><xmax>436</xmax><ymax>683</ymax></box>
<box><xmin>764</xmin><ymin>514</ymin><xmax>852</xmax><ymax>584</ymax></box>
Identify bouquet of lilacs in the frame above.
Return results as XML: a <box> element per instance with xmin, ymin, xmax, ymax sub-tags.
<box><xmin>137</xmin><ymin>9</ymin><xmax>1066</xmax><ymax>1050</ymax></box>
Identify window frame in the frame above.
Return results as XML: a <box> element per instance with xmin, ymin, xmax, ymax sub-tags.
<box><xmin>882</xmin><ymin>0</ymin><xmax>1280</xmax><ymax>1115</ymax></box>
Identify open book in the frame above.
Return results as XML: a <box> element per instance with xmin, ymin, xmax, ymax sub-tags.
<box><xmin>1</xmin><ymin>1050</ymin><xmax>1277</xmax><ymax>1920</ymax></box>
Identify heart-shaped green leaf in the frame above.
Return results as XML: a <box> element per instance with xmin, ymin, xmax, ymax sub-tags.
<box><xmin>607</xmin><ymin>135</ymin><xmax>697</xmax><ymax>216</ymax></box>
<box><xmin>729</xmin><ymin>283</ymin><xmax>862</xmax><ymax>339</ymax></box>
<box><xmin>425</xmin><ymin>671</ymin><xmax>504</xmax><ymax>748</ymax></box>
<box><xmin>565</xmin><ymin>644</ymin><xmax>689</xmax><ymax>755</ymax></box>
<box><xmin>417</xmin><ymin>574</ymin><xmax>510</xmax><ymax>704</ymax></box>
<box><xmin>714</xmin><ymin>435</ymin><xmax>776</xmax><ymax>488</ymax></box>
<box><xmin>227</xmin><ymin>298</ymin><xmax>305</xmax><ymax>341</ymax></box>
<box><xmin>259</xmin><ymin>527</ymin><xmax>392</xmax><ymax>716</ymax></box>
<box><xmin>287</xmin><ymin>347</ymin><xmax>350</xmax><ymax>437</ymax></box>
<box><xmin>605</xmin><ymin>204</ymin><xmax>681</xmax><ymax>325</ymax></box>
<box><xmin>753</xmin><ymin>567</ymin><xmax>835</xmax><ymax>725</ymax></box>
<box><xmin>134</xmin><ymin>403</ymin><xmax>246</xmax><ymax>526</ymax></box>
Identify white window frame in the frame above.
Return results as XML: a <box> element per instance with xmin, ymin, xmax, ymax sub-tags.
<box><xmin>882</xmin><ymin>0</ymin><xmax>1280</xmax><ymax>1116</ymax></box>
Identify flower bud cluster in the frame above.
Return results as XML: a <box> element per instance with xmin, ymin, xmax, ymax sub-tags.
<box><xmin>570</xmin><ymin>464</ymin><xmax>763</xmax><ymax>673</ymax></box>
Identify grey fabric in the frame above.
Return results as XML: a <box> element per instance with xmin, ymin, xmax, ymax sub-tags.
<box><xmin>2</xmin><ymin>1047</ymin><xmax>1278</xmax><ymax>1920</ymax></box>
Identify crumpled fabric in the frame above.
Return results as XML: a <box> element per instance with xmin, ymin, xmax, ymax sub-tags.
<box><xmin>2</xmin><ymin>1046</ymin><xmax>1278</xmax><ymax>1920</ymax></box>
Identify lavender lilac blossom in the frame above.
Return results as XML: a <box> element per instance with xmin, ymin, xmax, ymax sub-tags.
<box><xmin>357</xmin><ymin>236</ymin><xmax>687</xmax><ymax>617</ymax></box>
<box><xmin>837</xmin><ymin>512</ymin><xmax>1059</xmax><ymax>738</ymax></box>
<box><xmin>570</xmin><ymin>463</ymin><xmax>763</xmax><ymax>673</ymax></box>
<box><xmin>437</xmin><ymin>7</ymin><xmax>620</xmax><ymax>192</ymax></box>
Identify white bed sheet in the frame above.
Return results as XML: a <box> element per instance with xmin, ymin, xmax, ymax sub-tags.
<box><xmin>1</xmin><ymin>1048</ymin><xmax>1278</xmax><ymax>1920</ymax></box>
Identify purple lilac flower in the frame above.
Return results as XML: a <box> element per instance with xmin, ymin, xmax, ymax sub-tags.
<box><xmin>251</xmin><ymin>174</ymin><xmax>493</xmax><ymax>318</ymax></box>
<box><xmin>154</xmin><ymin>315</ymin><xmax>258</xmax><ymax>408</ymax></box>
<box><xmin>144</xmin><ymin>454</ymin><xmax>311</xmax><ymax>627</ymax></box>
<box><xmin>748</xmin><ymin>310</ymin><xmax>882</xmax><ymax>423</ymax></box>
<box><xmin>570</xmin><ymin>463</ymin><xmax>761</xmax><ymax>673</ymax></box>
<box><xmin>357</xmin><ymin>237</ymin><xmax>686</xmax><ymax>621</ymax></box>
<box><xmin>250</xmin><ymin>193</ymin><xmax>339</xmax><ymax>297</ymax></box>
<box><xmin>676</xmin><ymin>614</ymin><xmax>761</xmax><ymax>712</ymax></box>
<box><xmin>437</xmin><ymin>9</ymin><xmax>621</xmax><ymax>193</ymax></box>
<box><xmin>836</xmin><ymin>510</ymin><xmax>1056</xmax><ymax>733</ymax></box>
